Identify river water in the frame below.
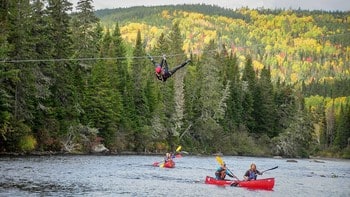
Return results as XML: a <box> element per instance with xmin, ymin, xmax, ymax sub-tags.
<box><xmin>0</xmin><ymin>155</ymin><xmax>349</xmax><ymax>196</ymax></box>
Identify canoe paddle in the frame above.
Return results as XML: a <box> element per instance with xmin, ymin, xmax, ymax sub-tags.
<box><xmin>159</xmin><ymin>145</ymin><xmax>182</xmax><ymax>168</ymax></box>
<box><xmin>215</xmin><ymin>156</ymin><xmax>240</xmax><ymax>181</ymax></box>
<box><xmin>261</xmin><ymin>166</ymin><xmax>278</xmax><ymax>174</ymax></box>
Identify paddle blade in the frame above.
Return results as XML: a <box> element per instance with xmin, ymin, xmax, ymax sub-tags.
<box><xmin>159</xmin><ymin>163</ymin><xmax>164</xmax><ymax>168</ymax></box>
<box><xmin>261</xmin><ymin>166</ymin><xmax>278</xmax><ymax>173</ymax></box>
<box><xmin>270</xmin><ymin>166</ymin><xmax>278</xmax><ymax>170</ymax></box>
<box><xmin>176</xmin><ymin>146</ymin><xmax>182</xmax><ymax>152</ymax></box>
<box><xmin>216</xmin><ymin>156</ymin><xmax>224</xmax><ymax>166</ymax></box>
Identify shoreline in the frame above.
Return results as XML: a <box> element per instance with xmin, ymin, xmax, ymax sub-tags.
<box><xmin>0</xmin><ymin>151</ymin><xmax>348</xmax><ymax>161</ymax></box>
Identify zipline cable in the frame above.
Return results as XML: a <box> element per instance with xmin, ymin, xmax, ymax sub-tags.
<box><xmin>0</xmin><ymin>49</ymin><xmax>220</xmax><ymax>64</ymax></box>
<box><xmin>1</xmin><ymin>31</ymin><xmax>349</xmax><ymax>64</ymax></box>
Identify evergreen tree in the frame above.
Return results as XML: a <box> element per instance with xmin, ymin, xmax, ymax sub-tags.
<box><xmin>272</xmin><ymin>95</ymin><xmax>313</xmax><ymax>157</ymax></box>
<box><xmin>46</xmin><ymin>0</ymin><xmax>80</xmax><ymax>139</ymax></box>
<box><xmin>71</xmin><ymin>0</ymin><xmax>99</xmax><ymax>58</ymax></box>
<box><xmin>30</xmin><ymin>0</ymin><xmax>59</xmax><ymax>150</ymax></box>
<box><xmin>223</xmin><ymin>53</ymin><xmax>243</xmax><ymax>131</ymax></box>
<box><xmin>182</xmin><ymin>54</ymin><xmax>201</xmax><ymax>149</ymax></box>
<box><xmin>110</xmin><ymin>23</ymin><xmax>134</xmax><ymax>147</ymax></box>
<box><xmin>130</xmin><ymin>30</ymin><xmax>151</xmax><ymax>151</ymax></box>
<box><xmin>241</xmin><ymin>56</ymin><xmax>256</xmax><ymax>131</ymax></box>
<box><xmin>253</xmin><ymin>65</ymin><xmax>277</xmax><ymax>137</ymax></box>
<box><xmin>46</xmin><ymin>0</ymin><xmax>73</xmax><ymax>59</ymax></box>
<box><xmin>166</xmin><ymin>21</ymin><xmax>187</xmax><ymax>149</ymax></box>
<box><xmin>326</xmin><ymin>101</ymin><xmax>336</xmax><ymax>147</ymax></box>
<box><xmin>152</xmin><ymin>32</ymin><xmax>169</xmax><ymax>55</ymax></box>
<box><xmin>99</xmin><ymin>28</ymin><xmax>112</xmax><ymax>58</ymax></box>
<box><xmin>193</xmin><ymin>40</ymin><xmax>226</xmax><ymax>152</ymax></box>
<box><xmin>319</xmin><ymin>104</ymin><xmax>328</xmax><ymax>149</ymax></box>
<box><xmin>2</xmin><ymin>0</ymin><xmax>44</xmax><ymax>151</ymax></box>
<box><xmin>0</xmin><ymin>0</ymin><xmax>17</xmax><ymax>151</ymax></box>
<box><xmin>274</xmin><ymin>80</ymin><xmax>297</xmax><ymax>135</ymax></box>
<box><xmin>334</xmin><ymin>103</ymin><xmax>350</xmax><ymax>148</ymax></box>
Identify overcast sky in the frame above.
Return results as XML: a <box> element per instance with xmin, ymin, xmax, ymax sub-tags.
<box><xmin>68</xmin><ymin>0</ymin><xmax>350</xmax><ymax>11</ymax></box>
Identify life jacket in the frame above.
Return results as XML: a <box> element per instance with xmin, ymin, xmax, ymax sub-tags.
<box><xmin>248</xmin><ymin>170</ymin><xmax>257</xmax><ymax>180</ymax></box>
<box><xmin>215</xmin><ymin>167</ymin><xmax>226</xmax><ymax>180</ymax></box>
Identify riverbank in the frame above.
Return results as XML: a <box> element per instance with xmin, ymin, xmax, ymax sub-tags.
<box><xmin>1</xmin><ymin>150</ymin><xmax>348</xmax><ymax>161</ymax></box>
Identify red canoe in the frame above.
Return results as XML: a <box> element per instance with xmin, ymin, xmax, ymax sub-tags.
<box><xmin>153</xmin><ymin>160</ymin><xmax>175</xmax><ymax>168</ymax></box>
<box><xmin>204</xmin><ymin>176</ymin><xmax>233</xmax><ymax>186</ymax></box>
<box><xmin>205</xmin><ymin>176</ymin><xmax>275</xmax><ymax>190</ymax></box>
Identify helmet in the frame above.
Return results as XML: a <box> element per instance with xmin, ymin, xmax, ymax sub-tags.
<box><xmin>155</xmin><ymin>66</ymin><xmax>161</xmax><ymax>74</ymax></box>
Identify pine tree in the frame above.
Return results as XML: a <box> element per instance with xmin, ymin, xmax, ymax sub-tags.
<box><xmin>99</xmin><ymin>28</ymin><xmax>112</xmax><ymax>58</ymax></box>
<box><xmin>110</xmin><ymin>23</ymin><xmax>134</xmax><ymax>145</ymax></box>
<box><xmin>241</xmin><ymin>56</ymin><xmax>256</xmax><ymax>131</ymax></box>
<box><xmin>46</xmin><ymin>0</ymin><xmax>80</xmax><ymax>138</ymax></box>
<box><xmin>30</xmin><ymin>0</ymin><xmax>59</xmax><ymax>150</ymax></box>
<box><xmin>253</xmin><ymin>65</ymin><xmax>277</xmax><ymax>137</ymax></box>
<box><xmin>193</xmin><ymin>40</ymin><xmax>226</xmax><ymax>151</ymax></box>
<box><xmin>47</xmin><ymin>0</ymin><xmax>73</xmax><ymax>59</ymax></box>
<box><xmin>272</xmin><ymin>94</ymin><xmax>313</xmax><ymax>157</ymax></box>
<box><xmin>3</xmin><ymin>0</ymin><xmax>44</xmax><ymax>151</ymax></box>
<box><xmin>130</xmin><ymin>30</ymin><xmax>151</xmax><ymax>151</ymax></box>
<box><xmin>153</xmin><ymin>32</ymin><xmax>169</xmax><ymax>55</ymax></box>
<box><xmin>326</xmin><ymin>101</ymin><xmax>336</xmax><ymax>147</ymax></box>
<box><xmin>0</xmin><ymin>0</ymin><xmax>17</xmax><ymax>151</ymax></box>
<box><xmin>166</xmin><ymin>21</ymin><xmax>187</xmax><ymax>149</ymax></box>
<box><xmin>274</xmin><ymin>80</ymin><xmax>297</xmax><ymax>136</ymax></box>
<box><xmin>223</xmin><ymin>53</ymin><xmax>243</xmax><ymax>131</ymax></box>
<box><xmin>334</xmin><ymin>103</ymin><xmax>350</xmax><ymax>148</ymax></box>
<box><xmin>71</xmin><ymin>0</ymin><xmax>99</xmax><ymax>58</ymax></box>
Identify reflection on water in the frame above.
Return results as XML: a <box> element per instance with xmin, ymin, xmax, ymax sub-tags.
<box><xmin>0</xmin><ymin>155</ymin><xmax>349</xmax><ymax>196</ymax></box>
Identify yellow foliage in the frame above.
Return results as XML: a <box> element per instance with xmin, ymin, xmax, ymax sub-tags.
<box><xmin>253</xmin><ymin>60</ymin><xmax>264</xmax><ymax>71</ymax></box>
<box><xmin>203</xmin><ymin>30</ymin><xmax>217</xmax><ymax>44</ymax></box>
<box><xmin>276</xmin><ymin>54</ymin><xmax>284</xmax><ymax>66</ymax></box>
<box><xmin>180</xmin><ymin>11</ymin><xmax>189</xmax><ymax>17</ymax></box>
<box><xmin>217</xmin><ymin>16</ymin><xmax>234</xmax><ymax>24</ymax></box>
<box><xmin>290</xmin><ymin>73</ymin><xmax>298</xmax><ymax>83</ymax></box>
<box><xmin>161</xmin><ymin>10</ymin><xmax>171</xmax><ymax>19</ymax></box>
<box><xmin>188</xmin><ymin>12</ymin><xmax>205</xmax><ymax>20</ymax></box>
<box><xmin>19</xmin><ymin>135</ymin><xmax>37</xmax><ymax>152</ymax></box>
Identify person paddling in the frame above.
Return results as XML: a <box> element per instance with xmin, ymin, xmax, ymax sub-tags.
<box><xmin>243</xmin><ymin>163</ymin><xmax>262</xmax><ymax>180</ymax></box>
<box><xmin>215</xmin><ymin>162</ymin><xmax>237</xmax><ymax>180</ymax></box>
<box><xmin>164</xmin><ymin>152</ymin><xmax>173</xmax><ymax>163</ymax></box>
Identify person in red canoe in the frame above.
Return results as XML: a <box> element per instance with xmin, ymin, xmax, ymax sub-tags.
<box><xmin>243</xmin><ymin>163</ymin><xmax>263</xmax><ymax>180</ymax></box>
<box><xmin>215</xmin><ymin>163</ymin><xmax>235</xmax><ymax>180</ymax></box>
<box><xmin>148</xmin><ymin>54</ymin><xmax>191</xmax><ymax>82</ymax></box>
<box><xmin>164</xmin><ymin>153</ymin><xmax>172</xmax><ymax>162</ymax></box>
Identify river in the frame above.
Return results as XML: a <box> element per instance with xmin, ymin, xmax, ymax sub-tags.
<box><xmin>0</xmin><ymin>155</ymin><xmax>349</xmax><ymax>196</ymax></box>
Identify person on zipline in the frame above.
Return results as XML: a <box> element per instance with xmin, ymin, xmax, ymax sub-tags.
<box><xmin>148</xmin><ymin>54</ymin><xmax>191</xmax><ymax>82</ymax></box>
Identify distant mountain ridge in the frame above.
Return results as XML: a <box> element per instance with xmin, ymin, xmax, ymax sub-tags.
<box><xmin>95</xmin><ymin>4</ymin><xmax>248</xmax><ymax>25</ymax></box>
<box><xmin>95</xmin><ymin>4</ymin><xmax>350</xmax><ymax>88</ymax></box>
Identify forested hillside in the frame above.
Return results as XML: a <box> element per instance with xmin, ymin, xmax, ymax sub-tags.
<box><xmin>1</xmin><ymin>1</ymin><xmax>349</xmax><ymax>158</ymax></box>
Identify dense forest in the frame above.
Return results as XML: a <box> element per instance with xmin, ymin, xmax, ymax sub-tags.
<box><xmin>1</xmin><ymin>0</ymin><xmax>349</xmax><ymax>158</ymax></box>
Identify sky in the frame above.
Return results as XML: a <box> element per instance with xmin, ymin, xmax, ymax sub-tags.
<box><xmin>68</xmin><ymin>0</ymin><xmax>350</xmax><ymax>12</ymax></box>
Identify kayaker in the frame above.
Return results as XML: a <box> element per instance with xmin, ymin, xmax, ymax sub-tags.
<box><xmin>164</xmin><ymin>152</ymin><xmax>172</xmax><ymax>162</ymax></box>
<box><xmin>243</xmin><ymin>163</ymin><xmax>262</xmax><ymax>180</ymax></box>
<box><xmin>215</xmin><ymin>163</ymin><xmax>234</xmax><ymax>180</ymax></box>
